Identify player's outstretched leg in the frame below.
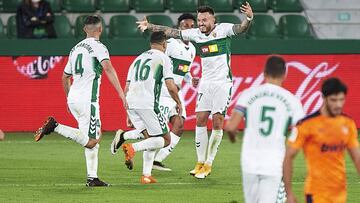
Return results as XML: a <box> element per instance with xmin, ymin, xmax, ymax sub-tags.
<box><xmin>153</xmin><ymin>132</ymin><xmax>180</xmax><ymax>171</ymax></box>
<box><xmin>34</xmin><ymin>116</ymin><xmax>58</xmax><ymax>142</ymax></box>
<box><xmin>141</xmin><ymin>149</ymin><xmax>157</xmax><ymax>184</ymax></box>
<box><xmin>110</xmin><ymin>129</ymin><xmax>145</xmax><ymax>155</ymax></box>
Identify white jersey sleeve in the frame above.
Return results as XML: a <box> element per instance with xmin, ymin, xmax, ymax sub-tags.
<box><xmin>291</xmin><ymin>98</ymin><xmax>305</xmax><ymax>126</ymax></box>
<box><xmin>64</xmin><ymin>59</ymin><xmax>72</xmax><ymax>75</ymax></box>
<box><xmin>219</xmin><ymin>23</ymin><xmax>235</xmax><ymax>37</ymax></box>
<box><xmin>95</xmin><ymin>43</ymin><xmax>110</xmax><ymax>62</ymax></box>
<box><xmin>180</xmin><ymin>28</ymin><xmax>198</xmax><ymax>41</ymax></box>
<box><xmin>163</xmin><ymin>55</ymin><xmax>174</xmax><ymax>80</ymax></box>
<box><xmin>234</xmin><ymin>89</ymin><xmax>250</xmax><ymax>115</ymax></box>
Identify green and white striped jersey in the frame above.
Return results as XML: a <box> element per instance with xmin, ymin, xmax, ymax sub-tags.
<box><xmin>126</xmin><ymin>49</ymin><xmax>174</xmax><ymax>110</ymax></box>
<box><xmin>180</xmin><ymin>23</ymin><xmax>235</xmax><ymax>83</ymax></box>
<box><xmin>160</xmin><ymin>38</ymin><xmax>196</xmax><ymax>98</ymax></box>
<box><xmin>64</xmin><ymin>37</ymin><xmax>109</xmax><ymax>103</ymax></box>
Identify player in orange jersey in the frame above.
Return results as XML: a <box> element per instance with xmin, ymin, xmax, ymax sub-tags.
<box><xmin>283</xmin><ymin>78</ymin><xmax>360</xmax><ymax>203</ymax></box>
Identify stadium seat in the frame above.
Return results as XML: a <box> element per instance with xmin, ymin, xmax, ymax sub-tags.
<box><xmin>62</xmin><ymin>0</ymin><xmax>95</xmax><ymax>12</ymax></box>
<box><xmin>246</xmin><ymin>15</ymin><xmax>279</xmax><ymax>39</ymax></box>
<box><xmin>97</xmin><ymin>0</ymin><xmax>130</xmax><ymax>13</ymax></box>
<box><xmin>200</xmin><ymin>0</ymin><xmax>233</xmax><ymax>12</ymax></box>
<box><xmin>0</xmin><ymin>19</ymin><xmax>5</xmax><ymax>38</ymax></box>
<box><xmin>279</xmin><ymin>15</ymin><xmax>313</xmax><ymax>39</ymax></box>
<box><xmin>216</xmin><ymin>14</ymin><xmax>241</xmax><ymax>24</ymax></box>
<box><xmin>147</xmin><ymin>15</ymin><xmax>174</xmax><ymax>27</ymax></box>
<box><xmin>75</xmin><ymin>15</ymin><xmax>107</xmax><ymax>39</ymax></box>
<box><xmin>0</xmin><ymin>0</ymin><xmax>22</xmax><ymax>12</ymax></box>
<box><xmin>132</xmin><ymin>0</ymin><xmax>165</xmax><ymax>12</ymax></box>
<box><xmin>6</xmin><ymin>15</ymin><xmax>17</xmax><ymax>39</ymax></box>
<box><xmin>267</xmin><ymin>0</ymin><xmax>303</xmax><ymax>12</ymax></box>
<box><xmin>166</xmin><ymin>0</ymin><xmax>198</xmax><ymax>13</ymax></box>
<box><xmin>53</xmin><ymin>15</ymin><xmax>73</xmax><ymax>38</ymax></box>
<box><xmin>233</xmin><ymin>0</ymin><xmax>268</xmax><ymax>12</ymax></box>
<box><xmin>46</xmin><ymin>0</ymin><xmax>62</xmax><ymax>12</ymax></box>
<box><xmin>109</xmin><ymin>15</ymin><xmax>142</xmax><ymax>39</ymax></box>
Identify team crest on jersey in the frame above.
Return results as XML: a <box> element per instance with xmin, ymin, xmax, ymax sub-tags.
<box><xmin>212</xmin><ymin>32</ymin><xmax>217</xmax><ymax>38</ymax></box>
<box><xmin>342</xmin><ymin>126</ymin><xmax>349</xmax><ymax>135</ymax></box>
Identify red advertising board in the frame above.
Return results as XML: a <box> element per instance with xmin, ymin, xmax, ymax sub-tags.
<box><xmin>0</xmin><ymin>54</ymin><xmax>359</xmax><ymax>132</ymax></box>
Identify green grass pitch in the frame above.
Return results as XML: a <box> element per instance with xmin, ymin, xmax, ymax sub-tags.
<box><xmin>0</xmin><ymin>132</ymin><xmax>359</xmax><ymax>203</ymax></box>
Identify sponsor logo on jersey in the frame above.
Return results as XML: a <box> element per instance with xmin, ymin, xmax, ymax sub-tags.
<box><xmin>200</xmin><ymin>44</ymin><xmax>218</xmax><ymax>54</ymax></box>
<box><xmin>178</xmin><ymin>64</ymin><xmax>189</xmax><ymax>73</ymax></box>
<box><xmin>321</xmin><ymin>142</ymin><xmax>346</xmax><ymax>152</ymax></box>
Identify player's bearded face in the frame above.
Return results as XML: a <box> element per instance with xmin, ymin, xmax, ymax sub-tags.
<box><xmin>324</xmin><ymin>93</ymin><xmax>346</xmax><ymax>116</ymax></box>
<box><xmin>197</xmin><ymin>13</ymin><xmax>215</xmax><ymax>33</ymax></box>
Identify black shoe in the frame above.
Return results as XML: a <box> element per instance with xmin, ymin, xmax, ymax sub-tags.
<box><xmin>86</xmin><ymin>178</ymin><xmax>110</xmax><ymax>187</ymax></box>
<box><xmin>110</xmin><ymin>129</ymin><xmax>126</xmax><ymax>155</ymax></box>
<box><xmin>152</xmin><ymin>161</ymin><xmax>172</xmax><ymax>171</ymax></box>
<box><xmin>34</xmin><ymin>116</ymin><xmax>58</xmax><ymax>142</ymax></box>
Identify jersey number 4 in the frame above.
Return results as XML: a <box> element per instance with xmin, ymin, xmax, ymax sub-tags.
<box><xmin>134</xmin><ymin>59</ymin><xmax>151</xmax><ymax>81</ymax></box>
<box><xmin>75</xmin><ymin>54</ymin><xmax>84</xmax><ymax>77</ymax></box>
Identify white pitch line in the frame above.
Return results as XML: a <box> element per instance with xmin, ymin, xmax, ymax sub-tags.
<box><xmin>0</xmin><ymin>182</ymin><xmax>316</xmax><ymax>187</ymax></box>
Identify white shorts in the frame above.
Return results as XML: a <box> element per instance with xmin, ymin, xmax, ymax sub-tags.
<box><xmin>127</xmin><ymin>109</ymin><xmax>169</xmax><ymax>136</ymax></box>
<box><xmin>195</xmin><ymin>82</ymin><xmax>232</xmax><ymax>115</ymax></box>
<box><xmin>159</xmin><ymin>92</ymin><xmax>186</xmax><ymax>122</ymax></box>
<box><xmin>68</xmin><ymin>102</ymin><xmax>101</xmax><ymax>140</ymax></box>
<box><xmin>242</xmin><ymin>172</ymin><xmax>282</xmax><ymax>203</ymax></box>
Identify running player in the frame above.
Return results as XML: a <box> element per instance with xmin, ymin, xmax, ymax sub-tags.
<box><xmin>137</xmin><ymin>3</ymin><xmax>253</xmax><ymax>179</ymax></box>
<box><xmin>111</xmin><ymin>13</ymin><xmax>197</xmax><ymax>171</ymax></box>
<box><xmin>225</xmin><ymin>56</ymin><xmax>305</xmax><ymax>203</ymax></box>
<box><xmin>284</xmin><ymin>78</ymin><xmax>360</xmax><ymax>203</ymax></box>
<box><xmin>119</xmin><ymin>31</ymin><xmax>182</xmax><ymax>184</ymax></box>
<box><xmin>34</xmin><ymin>15</ymin><xmax>127</xmax><ymax>186</ymax></box>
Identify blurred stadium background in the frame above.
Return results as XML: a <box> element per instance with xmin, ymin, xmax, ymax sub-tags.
<box><xmin>0</xmin><ymin>0</ymin><xmax>359</xmax><ymax>202</ymax></box>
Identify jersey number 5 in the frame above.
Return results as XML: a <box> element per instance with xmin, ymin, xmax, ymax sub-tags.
<box><xmin>134</xmin><ymin>59</ymin><xmax>151</xmax><ymax>81</ymax></box>
<box><xmin>259</xmin><ymin>106</ymin><xmax>276</xmax><ymax>136</ymax></box>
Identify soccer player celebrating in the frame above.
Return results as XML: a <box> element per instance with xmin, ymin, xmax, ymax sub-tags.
<box><xmin>34</xmin><ymin>15</ymin><xmax>127</xmax><ymax>186</ymax></box>
<box><xmin>283</xmin><ymin>78</ymin><xmax>360</xmax><ymax>203</ymax></box>
<box><xmin>120</xmin><ymin>31</ymin><xmax>182</xmax><ymax>184</ymax></box>
<box><xmin>225</xmin><ymin>56</ymin><xmax>305</xmax><ymax>203</ymax></box>
<box><xmin>111</xmin><ymin>13</ymin><xmax>197</xmax><ymax>171</ymax></box>
<box><xmin>137</xmin><ymin>3</ymin><xmax>253</xmax><ymax>179</ymax></box>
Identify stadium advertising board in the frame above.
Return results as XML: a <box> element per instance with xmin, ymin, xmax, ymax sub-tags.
<box><xmin>0</xmin><ymin>54</ymin><xmax>359</xmax><ymax>131</ymax></box>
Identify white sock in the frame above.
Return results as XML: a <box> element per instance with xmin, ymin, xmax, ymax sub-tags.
<box><xmin>123</xmin><ymin>129</ymin><xmax>144</xmax><ymax>140</ymax></box>
<box><xmin>55</xmin><ymin>124</ymin><xmax>89</xmax><ymax>146</ymax></box>
<box><xmin>143</xmin><ymin>149</ymin><xmax>156</xmax><ymax>176</ymax></box>
<box><xmin>205</xmin><ymin>130</ymin><xmax>223</xmax><ymax>166</ymax></box>
<box><xmin>195</xmin><ymin>126</ymin><xmax>208</xmax><ymax>163</ymax></box>
<box><xmin>132</xmin><ymin>137</ymin><xmax>165</xmax><ymax>152</ymax></box>
<box><xmin>154</xmin><ymin>132</ymin><xmax>180</xmax><ymax>162</ymax></box>
<box><xmin>85</xmin><ymin>143</ymin><xmax>99</xmax><ymax>178</ymax></box>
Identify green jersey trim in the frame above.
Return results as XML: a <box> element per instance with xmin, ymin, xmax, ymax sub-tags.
<box><xmin>88</xmin><ymin>104</ymin><xmax>97</xmax><ymax>139</ymax></box>
<box><xmin>64</xmin><ymin>71</ymin><xmax>72</xmax><ymax>76</ymax></box>
<box><xmin>100</xmin><ymin>58</ymin><xmax>109</xmax><ymax>63</ymax></box>
<box><xmin>197</xmin><ymin>37</ymin><xmax>231</xmax><ymax>58</ymax></box>
<box><xmin>153</xmin><ymin>64</ymin><xmax>164</xmax><ymax>114</ymax></box>
<box><xmin>165</xmin><ymin>77</ymin><xmax>174</xmax><ymax>80</ymax></box>
<box><xmin>91</xmin><ymin>57</ymin><xmax>103</xmax><ymax>102</ymax></box>
<box><xmin>170</xmin><ymin>56</ymin><xmax>192</xmax><ymax>76</ymax></box>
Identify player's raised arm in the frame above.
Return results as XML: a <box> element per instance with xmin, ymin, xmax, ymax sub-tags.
<box><xmin>232</xmin><ymin>1</ymin><xmax>253</xmax><ymax>34</ymax></box>
<box><xmin>101</xmin><ymin>60</ymin><xmax>128</xmax><ymax>109</ymax></box>
<box><xmin>137</xmin><ymin>16</ymin><xmax>181</xmax><ymax>38</ymax></box>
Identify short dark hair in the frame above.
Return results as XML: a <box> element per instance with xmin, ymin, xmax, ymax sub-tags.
<box><xmin>264</xmin><ymin>56</ymin><xmax>286</xmax><ymax>78</ymax></box>
<box><xmin>150</xmin><ymin>31</ymin><xmax>166</xmax><ymax>44</ymax></box>
<box><xmin>84</xmin><ymin>15</ymin><xmax>101</xmax><ymax>26</ymax></box>
<box><xmin>178</xmin><ymin>13</ymin><xmax>196</xmax><ymax>25</ymax></box>
<box><xmin>321</xmin><ymin>78</ymin><xmax>348</xmax><ymax>97</ymax></box>
<box><xmin>197</xmin><ymin>5</ymin><xmax>215</xmax><ymax>15</ymax></box>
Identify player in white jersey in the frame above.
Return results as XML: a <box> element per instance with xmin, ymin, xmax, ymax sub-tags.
<box><xmin>111</xmin><ymin>14</ymin><xmax>197</xmax><ymax>171</ymax></box>
<box><xmin>225</xmin><ymin>56</ymin><xmax>305</xmax><ymax>203</ymax></box>
<box><xmin>34</xmin><ymin>16</ymin><xmax>127</xmax><ymax>187</ymax></box>
<box><xmin>115</xmin><ymin>32</ymin><xmax>182</xmax><ymax>184</ymax></box>
<box><xmin>137</xmin><ymin>3</ymin><xmax>254</xmax><ymax>179</ymax></box>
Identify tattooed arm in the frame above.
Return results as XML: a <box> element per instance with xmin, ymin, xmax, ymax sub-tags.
<box><xmin>137</xmin><ymin>17</ymin><xmax>181</xmax><ymax>38</ymax></box>
<box><xmin>232</xmin><ymin>1</ymin><xmax>253</xmax><ymax>35</ymax></box>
